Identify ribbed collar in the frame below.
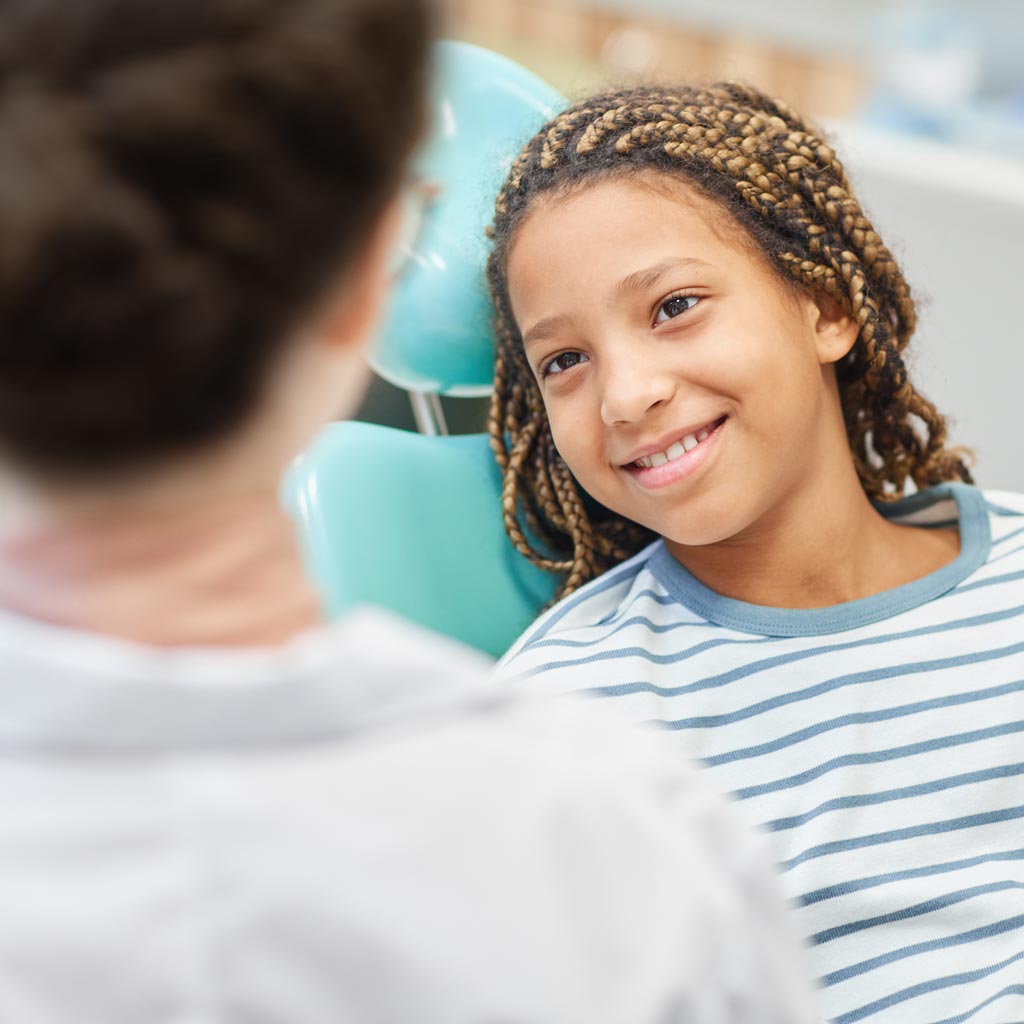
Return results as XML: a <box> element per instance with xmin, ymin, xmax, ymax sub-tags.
<box><xmin>648</xmin><ymin>484</ymin><xmax>990</xmax><ymax>637</ymax></box>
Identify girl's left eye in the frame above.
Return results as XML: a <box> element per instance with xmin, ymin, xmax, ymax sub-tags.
<box><xmin>655</xmin><ymin>294</ymin><xmax>701</xmax><ymax>324</ymax></box>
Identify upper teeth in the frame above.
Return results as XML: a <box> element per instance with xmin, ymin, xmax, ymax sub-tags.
<box><xmin>635</xmin><ymin>426</ymin><xmax>711</xmax><ymax>469</ymax></box>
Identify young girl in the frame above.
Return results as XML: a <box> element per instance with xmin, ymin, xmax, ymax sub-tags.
<box><xmin>491</xmin><ymin>83</ymin><xmax>1024</xmax><ymax>1024</ymax></box>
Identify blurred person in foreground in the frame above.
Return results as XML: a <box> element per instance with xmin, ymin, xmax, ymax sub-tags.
<box><xmin>0</xmin><ymin>1</ymin><xmax>820</xmax><ymax>1021</ymax></box>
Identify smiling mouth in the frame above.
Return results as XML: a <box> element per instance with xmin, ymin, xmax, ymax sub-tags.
<box><xmin>626</xmin><ymin>416</ymin><xmax>727</xmax><ymax>470</ymax></box>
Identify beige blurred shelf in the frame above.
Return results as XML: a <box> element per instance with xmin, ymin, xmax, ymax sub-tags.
<box><xmin>442</xmin><ymin>0</ymin><xmax>868</xmax><ymax>117</ymax></box>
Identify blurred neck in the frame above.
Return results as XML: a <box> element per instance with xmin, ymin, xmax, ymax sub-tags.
<box><xmin>0</xmin><ymin>452</ymin><xmax>323</xmax><ymax>648</ymax></box>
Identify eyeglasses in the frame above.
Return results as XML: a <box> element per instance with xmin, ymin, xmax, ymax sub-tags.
<box><xmin>388</xmin><ymin>178</ymin><xmax>440</xmax><ymax>280</ymax></box>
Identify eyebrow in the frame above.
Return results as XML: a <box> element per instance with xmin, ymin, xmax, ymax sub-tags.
<box><xmin>520</xmin><ymin>256</ymin><xmax>716</xmax><ymax>350</ymax></box>
<box><xmin>615</xmin><ymin>257</ymin><xmax>715</xmax><ymax>297</ymax></box>
<box><xmin>522</xmin><ymin>313</ymin><xmax>574</xmax><ymax>350</ymax></box>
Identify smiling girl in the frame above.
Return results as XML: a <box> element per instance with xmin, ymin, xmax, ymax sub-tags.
<box><xmin>492</xmin><ymin>84</ymin><xmax>1024</xmax><ymax>1024</ymax></box>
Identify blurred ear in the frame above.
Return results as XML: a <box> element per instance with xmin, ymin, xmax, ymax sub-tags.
<box><xmin>811</xmin><ymin>292</ymin><xmax>859</xmax><ymax>365</ymax></box>
<box><xmin>315</xmin><ymin>196</ymin><xmax>405</xmax><ymax>353</ymax></box>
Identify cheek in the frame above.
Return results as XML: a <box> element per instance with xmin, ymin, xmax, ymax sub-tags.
<box><xmin>546</xmin><ymin>404</ymin><xmax>578</xmax><ymax>462</ymax></box>
<box><xmin>759</xmin><ymin>352</ymin><xmax>824</xmax><ymax>430</ymax></box>
<box><xmin>728</xmin><ymin>326</ymin><xmax>823</xmax><ymax>426</ymax></box>
<box><xmin>545</xmin><ymin>400</ymin><xmax>601</xmax><ymax>479</ymax></box>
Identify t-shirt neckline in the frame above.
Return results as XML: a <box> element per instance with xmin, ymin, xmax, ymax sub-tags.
<box><xmin>647</xmin><ymin>483</ymin><xmax>991</xmax><ymax>637</ymax></box>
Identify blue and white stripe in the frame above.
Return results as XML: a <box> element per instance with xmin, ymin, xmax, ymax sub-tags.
<box><xmin>500</xmin><ymin>484</ymin><xmax>1024</xmax><ymax>1024</ymax></box>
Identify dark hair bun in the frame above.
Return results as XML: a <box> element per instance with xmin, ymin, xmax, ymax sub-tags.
<box><xmin>0</xmin><ymin>0</ymin><xmax>431</xmax><ymax>472</ymax></box>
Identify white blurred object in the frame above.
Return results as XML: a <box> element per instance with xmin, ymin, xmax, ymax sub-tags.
<box><xmin>830</xmin><ymin>120</ymin><xmax>1024</xmax><ymax>491</ymax></box>
<box><xmin>0</xmin><ymin>606</ymin><xmax>821</xmax><ymax>1024</ymax></box>
<box><xmin>870</xmin><ymin>2</ymin><xmax>982</xmax><ymax>114</ymax></box>
<box><xmin>600</xmin><ymin>25</ymin><xmax>660</xmax><ymax>75</ymax></box>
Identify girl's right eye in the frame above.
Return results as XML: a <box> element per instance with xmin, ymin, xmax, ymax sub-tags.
<box><xmin>540</xmin><ymin>351</ymin><xmax>589</xmax><ymax>378</ymax></box>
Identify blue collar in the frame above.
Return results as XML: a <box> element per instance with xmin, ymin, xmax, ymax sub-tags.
<box><xmin>647</xmin><ymin>483</ymin><xmax>991</xmax><ymax>637</ymax></box>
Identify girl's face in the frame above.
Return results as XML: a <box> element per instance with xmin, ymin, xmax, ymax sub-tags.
<box><xmin>505</xmin><ymin>174</ymin><xmax>858</xmax><ymax>549</ymax></box>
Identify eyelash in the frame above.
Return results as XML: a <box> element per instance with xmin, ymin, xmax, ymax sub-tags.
<box><xmin>538</xmin><ymin>350</ymin><xmax>586</xmax><ymax>379</ymax></box>
<box><xmin>537</xmin><ymin>291</ymin><xmax>703</xmax><ymax>379</ymax></box>
<box><xmin>655</xmin><ymin>290</ymin><xmax>701</xmax><ymax>325</ymax></box>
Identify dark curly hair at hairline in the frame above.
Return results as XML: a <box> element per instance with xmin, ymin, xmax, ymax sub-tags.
<box><xmin>486</xmin><ymin>81</ymin><xmax>973</xmax><ymax>601</ymax></box>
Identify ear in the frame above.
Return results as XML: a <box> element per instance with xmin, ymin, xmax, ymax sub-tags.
<box><xmin>810</xmin><ymin>291</ymin><xmax>859</xmax><ymax>365</ymax></box>
<box><xmin>314</xmin><ymin>195</ymin><xmax>405</xmax><ymax>354</ymax></box>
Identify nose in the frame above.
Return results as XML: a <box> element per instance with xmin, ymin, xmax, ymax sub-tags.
<box><xmin>599</xmin><ymin>353</ymin><xmax>677</xmax><ymax>426</ymax></box>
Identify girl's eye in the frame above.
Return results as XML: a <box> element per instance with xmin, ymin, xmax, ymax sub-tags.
<box><xmin>541</xmin><ymin>351</ymin><xmax>589</xmax><ymax>377</ymax></box>
<box><xmin>655</xmin><ymin>293</ymin><xmax>700</xmax><ymax>324</ymax></box>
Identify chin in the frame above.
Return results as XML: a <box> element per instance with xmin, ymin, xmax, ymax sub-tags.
<box><xmin>652</xmin><ymin>507</ymin><xmax>750</xmax><ymax>550</ymax></box>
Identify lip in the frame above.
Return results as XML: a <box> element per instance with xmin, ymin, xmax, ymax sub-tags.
<box><xmin>618</xmin><ymin>415</ymin><xmax>727</xmax><ymax>467</ymax></box>
<box><xmin>621</xmin><ymin>416</ymin><xmax>726</xmax><ymax>490</ymax></box>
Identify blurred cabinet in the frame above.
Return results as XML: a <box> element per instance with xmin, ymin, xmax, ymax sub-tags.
<box><xmin>442</xmin><ymin>0</ymin><xmax>868</xmax><ymax>118</ymax></box>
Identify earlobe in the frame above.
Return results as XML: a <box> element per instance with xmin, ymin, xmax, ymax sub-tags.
<box><xmin>812</xmin><ymin>294</ymin><xmax>858</xmax><ymax>366</ymax></box>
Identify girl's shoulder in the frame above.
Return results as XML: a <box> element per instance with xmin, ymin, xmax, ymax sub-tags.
<box><xmin>979</xmin><ymin>488</ymin><xmax>1024</xmax><ymax>518</ymax></box>
<box><xmin>498</xmin><ymin>539</ymin><xmax>666</xmax><ymax>670</ymax></box>
<box><xmin>977</xmin><ymin>489</ymin><xmax>1024</xmax><ymax>563</ymax></box>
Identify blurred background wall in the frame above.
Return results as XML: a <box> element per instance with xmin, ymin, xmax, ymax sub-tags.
<box><xmin>359</xmin><ymin>0</ymin><xmax>1024</xmax><ymax>492</ymax></box>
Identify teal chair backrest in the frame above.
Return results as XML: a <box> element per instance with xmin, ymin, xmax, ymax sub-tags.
<box><xmin>283</xmin><ymin>43</ymin><xmax>565</xmax><ymax>657</ymax></box>
<box><xmin>283</xmin><ymin>422</ymin><xmax>559</xmax><ymax>658</ymax></box>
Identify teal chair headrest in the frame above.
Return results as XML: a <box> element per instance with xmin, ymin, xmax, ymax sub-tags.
<box><xmin>369</xmin><ymin>40</ymin><xmax>564</xmax><ymax>396</ymax></box>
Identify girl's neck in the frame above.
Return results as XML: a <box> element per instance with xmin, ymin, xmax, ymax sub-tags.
<box><xmin>665</xmin><ymin>462</ymin><xmax>960</xmax><ymax>610</ymax></box>
<box><xmin>0</xmin><ymin>491</ymin><xmax>323</xmax><ymax>647</ymax></box>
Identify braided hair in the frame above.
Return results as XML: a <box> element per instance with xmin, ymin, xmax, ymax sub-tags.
<box><xmin>487</xmin><ymin>82</ymin><xmax>972</xmax><ymax>601</ymax></box>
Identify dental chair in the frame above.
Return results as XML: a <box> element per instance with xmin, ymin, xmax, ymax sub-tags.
<box><xmin>282</xmin><ymin>42</ymin><xmax>562</xmax><ymax>658</ymax></box>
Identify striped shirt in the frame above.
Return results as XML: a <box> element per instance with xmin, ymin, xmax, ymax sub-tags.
<box><xmin>499</xmin><ymin>483</ymin><xmax>1024</xmax><ymax>1024</ymax></box>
